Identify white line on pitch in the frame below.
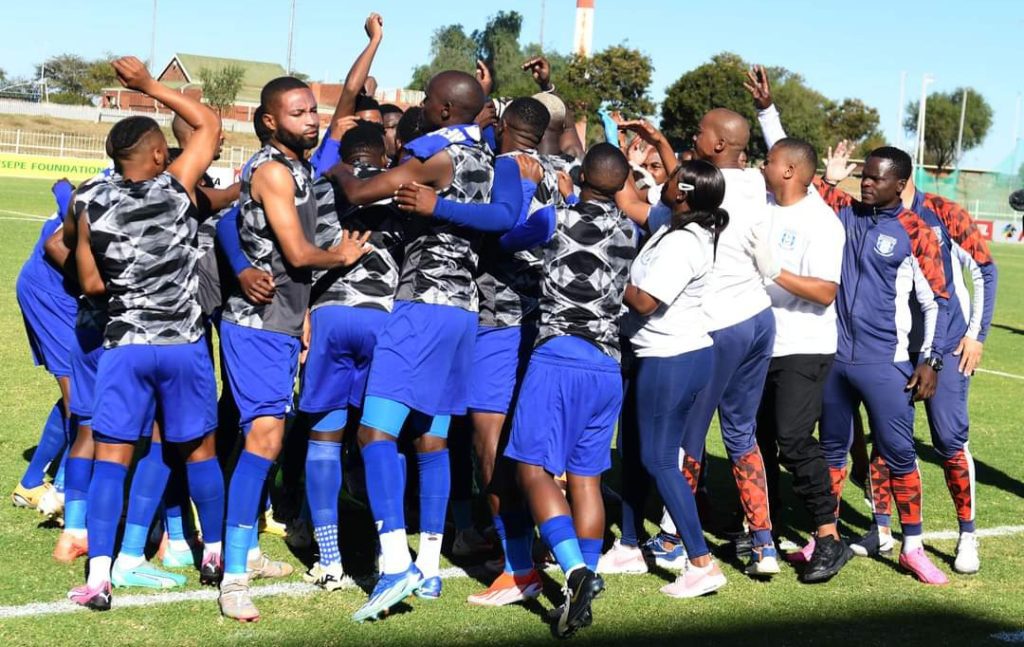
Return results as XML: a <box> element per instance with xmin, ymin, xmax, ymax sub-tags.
<box><xmin>0</xmin><ymin>216</ymin><xmax>48</xmax><ymax>223</ymax></box>
<box><xmin>975</xmin><ymin>368</ymin><xmax>1024</xmax><ymax>381</ymax></box>
<box><xmin>5</xmin><ymin>524</ymin><xmax>1024</xmax><ymax>620</ymax></box>
<box><xmin>0</xmin><ymin>565</ymin><xmax>475</xmax><ymax>620</ymax></box>
<box><xmin>0</xmin><ymin>209</ymin><xmax>46</xmax><ymax>219</ymax></box>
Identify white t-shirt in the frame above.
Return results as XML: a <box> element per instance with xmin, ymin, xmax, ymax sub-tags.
<box><xmin>766</xmin><ymin>192</ymin><xmax>846</xmax><ymax>357</ymax></box>
<box><xmin>627</xmin><ymin>223</ymin><xmax>714</xmax><ymax>358</ymax></box>
<box><xmin>700</xmin><ymin>168</ymin><xmax>772</xmax><ymax>331</ymax></box>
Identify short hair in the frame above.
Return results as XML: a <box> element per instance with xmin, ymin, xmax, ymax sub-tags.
<box><xmin>532</xmin><ymin>92</ymin><xmax>566</xmax><ymax>127</ymax></box>
<box><xmin>105</xmin><ymin>115</ymin><xmax>162</xmax><ymax>171</ymax></box>
<box><xmin>867</xmin><ymin>146</ymin><xmax>913</xmax><ymax>181</ymax></box>
<box><xmin>503</xmin><ymin>97</ymin><xmax>551</xmax><ymax>142</ymax></box>
<box><xmin>396</xmin><ymin>106</ymin><xmax>425</xmax><ymax>145</ymax></box>
<box><xmin>260</xmin><ymin>76</ymin><xmax>310</xmax><ymax>111</ymax></box>
<box><xmin>253</xmin><ymin>106</ymin><xmax>272</xmax><ymax>145</ymax></box>
<box><xmin>773</xmin><ymin>137</ymin><xmax>818</xmax><ymax>181</ymax></box>
<box><xmin>341</xmin><ymin>122</ymin><xmax>386</xmax><ymax>163</ymax></box>
<box><xmin>355</xmin><ymin>95</ymin><xmax>380</xmax><ymax>114</ymax></box>
<box><xmin>582</xmin><ymin>142</ymin><xmax>629</xmax><ymax>194</ymax></box>
<box><xmin>170</xmin><ymin>114</ymin><xmax>191</xmax><ymax>146</ymax></box>
<box><xmin>379</xmin><ymin>103</ymin><xmax>404</xmax><ymax>117</ymax></box>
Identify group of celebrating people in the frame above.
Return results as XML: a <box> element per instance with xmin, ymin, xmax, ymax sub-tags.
<box><xmin>11</xmin><ymin>14</ymin><xmax>997</xmax><ymax>638</ymax></box>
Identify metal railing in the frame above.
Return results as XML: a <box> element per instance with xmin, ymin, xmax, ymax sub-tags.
<box><xmin>0</xmin><ymin>128</ymin><xmax>257</xmax><ymax>168</ymax></box>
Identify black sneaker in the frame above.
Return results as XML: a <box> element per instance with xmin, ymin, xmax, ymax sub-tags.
<box><xmin>555</xmin><ymin>568</ymin><xmax>604</xmax><ymax>638</ymax></box>
<box><xmin>801</xmin><ymin>535</ymin><xmax>853</xmax><ymax>583</ymax></box>
<box><xmin>850</xmin><ymin>525</ymin><xmax>895</xmax><ymax>558</ymax></box>
<box><xmin>200</xmin><ymin>553</ymin><xmax>224</xmax><ymax>586</ymax></box>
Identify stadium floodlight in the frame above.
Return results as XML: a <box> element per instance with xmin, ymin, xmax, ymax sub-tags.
<box><xmin>916</xmin><ymin>73</ymin><xmax>935</xmax><ymax>167</ymax></box>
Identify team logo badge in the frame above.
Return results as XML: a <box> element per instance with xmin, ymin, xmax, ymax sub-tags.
<box><xmin>874</xmin><ymin>234</ymin><xmax>897</xmax><ymax>257</ymax></box>
<box><xmin>932</xmin><ymin>226</ymin><xmax>946</xmax><ymax>245</ymax></box>
<box><xmin>780</xmin><ymin>229</ymin><xmax>797</xmax><ymax>251</ymax></box>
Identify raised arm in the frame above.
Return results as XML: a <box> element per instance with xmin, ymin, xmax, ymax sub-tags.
<box><xmin>252</xmin><ymin>161</ymin><xmax>370</xmax><ymax>269</ymax></box>
<box><xmin>619</xmin><ymin>119</ymin><xmax>678</xmax><ymax>177</ymax></box>
<box><xmin>330</xmin><ymin>13</ymin><xmax>384</xmax><ymax>134</ymax></box>
<box><xmin>522</xmin><ymin>56</ymin><xmax>585</xmax><ymax>159</ymax></box>
<box><xmin>813</xmin><ymin>141</ymin><xmax>858</xmax><ymax>213</ymax></box>
<box><xmin>110</xmin><ymin>56</ymin><xmax>221</xmax><ymax>200</ymax></box>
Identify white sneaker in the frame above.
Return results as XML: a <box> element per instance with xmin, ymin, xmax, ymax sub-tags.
<box><xmin>302</xmin><ymin>561</ymin><xmax>346</xmax><ymax>591</ymax></box>
<box><xmin>452</xmin><ymin>527</ymin><xmax>493</xmax><ymax>557</ymax></box>
<box><xmin>37</xmin><ymin>487</ymin><xmax>64</xmax><ymax>519</ymax></box>
<box><xmin>597</xmin><ymin>540</ymin><xmax>648</xmax><ymax>574</ymax></box>
<box><xmin>954</xmin><ymin>532</ymin><xmax>979</xmax><ymax>574</ymax></box>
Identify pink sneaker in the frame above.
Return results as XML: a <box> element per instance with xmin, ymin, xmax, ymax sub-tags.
<box><xmin>784</xmin><ymin>537</ymin><xmax>816</xmax><ymax>564</ymax></box>
<box><xmin>899</xmin><ymin>548</ymin><xmax>949</xmax><ymax>585</ymax></box>
<box><xmin>597</xmin><ymin>540</ymin><xmax>648</xmax><ymax>574</ymax></box>
<box><xmin>67</xmin><ymin>581</ymin><xmax>112</xmax><ymax>611</ymax></box>
<box><xmin>660</xmin><ymin>561</ymin><xmax>726</xmax><ymax>598</ymax></box>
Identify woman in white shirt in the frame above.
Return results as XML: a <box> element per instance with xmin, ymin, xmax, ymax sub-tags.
<box><xmin>600</xmin><ymin>160</ymin><xmax>730</xmax><ymax>598</ymax></box>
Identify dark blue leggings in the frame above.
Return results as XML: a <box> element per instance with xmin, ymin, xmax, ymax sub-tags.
<box><xmin>621</xmin><ymin>346</ymin><xmax>714</xmax><ymax>559</ymax></box>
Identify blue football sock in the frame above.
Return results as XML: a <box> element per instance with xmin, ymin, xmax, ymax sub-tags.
<box><xmin>362</xmin><ymin>441</ymin><xmax>406</xmax><ymax>535</ymax></box>
<box><xmin>417</xmin><ymin>449</ymin><xmax>450</xmax><ymax>535</ymax></box>
<box><xmin>874</xmin><ymin>513</ymin><xmax>892</xmax><ymax>529</ymax></box>
<box><xmin>306</xmin><ymin>440</ymin><xmax>342</xmax><ymax>565</ymax></box>
<box><xmin>752</xmin><ymin>529</ymin><xmax>774</xmax><ymax>549</ymax></box>
<box><xmin>186</xmin><ymin>457</ymin><xmax>225</xmax><ymax>545</ymax></box>
<box><xmin>64</xmin><ymin>456</ymin><xmax>93</xmax><ymax>532</ymax></box>
<box><xmin>579</xmin><ymin>538</ymin><xmax>603</xmax><ymax>572</ymax></box>
<box><xmin>21</xmin><ymin>401</ymin><xmax>66</xmax><ymax>488</ymax></box>
<box><xmin>496</xmin><ymin>509</ymin><xmax>535</xmax><ymax>574</ymax></box>
<box><xmin>53</xmin><ymin>451</ymin><xmax>67</xmax><ymax>493</ymax></box>
<box><xmin>164</xmin><ymin>467</ymin><xmax>188</xmax><ymax>542</ymax></box>
<box><xmin>121</xmin><ymin>442</ymin><xmax>171</xmax><ymax>559</ymax></box>
<box><xmin>87</xmin><ymin>461</ymin><xmax>129</xmax><ymax>559</ymax></box>
<box><xmin>224</xmin><ymin>451</ymin><xmax>273</xmax><ymax>575</ymax></box>
<box><xmin>539</xmin><ymin>515</ymin><xmax>584</xmax><ymax>575</ymax></box>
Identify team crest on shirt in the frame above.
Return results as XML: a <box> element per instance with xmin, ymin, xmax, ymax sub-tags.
<box><xmin>780</xmin><ymin>229</ymin><xmax>798</xmax><ymax>251</ymax></box>
<box><xmin>874</xmin><ymin>234</ymin><xmax>897</xmax><ymax>257</ymax></box>
<box><xmin>932</xmin><ymin>226</ymin><xmax>946</xmax><ymax>245</ymax></box>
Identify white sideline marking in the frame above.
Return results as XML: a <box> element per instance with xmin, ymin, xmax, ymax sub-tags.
<box><xmin>0</xmin><ymin>565</ymin><xmax>473</xmax><ymax>620</ymax></box>
<box><xmin>993</xmin><ymin>631</ymin><xmax>1024</xmax><ymax>643</ymax></box>
<box><xmin>976</xmin><ymin>368</ymin><xmax>1024</xmax><ymax>381</ymax></box>
<box><xmin>0</xmin><ymin>216</ymin><xmax>48</xmax><ymax>223</ymax></box>
<box><xmin>0</xmin><ymin>209</ymin><xmax>46</xmax><ymax>219</ymax></box>
<box><xmin>4</xmin><ymin>524</ymin><xmax>1024</xmax><ymax>620</ymax></box>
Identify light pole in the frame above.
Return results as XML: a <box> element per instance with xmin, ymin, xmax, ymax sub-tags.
<box><xmin>896</xmin><ymin>71</ymin><xmax>907</xmax><ymax>150</ymax></box>
<box><xmin>916</xmin><ymin>73</ymin><xmax>934</xmax><ymax>168</ymax></box>
<box><xmin>286</xmin><ymin>0</ymin><xmax>296</xmax><ymax>75</ymax></box>
<box><xmin>954</xmin><ymin>88</ymin><xmax>969</xmax><ymax>172</ymax></box>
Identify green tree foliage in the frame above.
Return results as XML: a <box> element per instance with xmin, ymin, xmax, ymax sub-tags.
<box><xmin>31</xmin><ymin>54</ymin><xmax>118</xmax><ymax>104</ymax></box>
<box><xmin>410</xmin><ymin>25</ymin><xmax>477</xmax><ymax>90</ymax></box>
<box><xmin>199</xmin><ymin>64</ymin><xmax>245</xmax><ymax>115</ymax></box>
<box><xmin>661</xmin><ymin>52</ymin><xmax>881</xmax><ymax>159</ymax></box>
<box><xmin>905</xmin><ymin>88</ymin><xmax>993</xmax><ymax>172</ymax></box>
<box><xmin>409</xmin><ymin>10</ymin><xmax>654</xmax><ymax>130</ymax></box>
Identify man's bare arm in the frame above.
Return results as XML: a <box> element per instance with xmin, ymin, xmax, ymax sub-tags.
<box><xmin>327</xmin><ymin>152</ymin><xmax>452</xmax><ymax>205</ymax></box>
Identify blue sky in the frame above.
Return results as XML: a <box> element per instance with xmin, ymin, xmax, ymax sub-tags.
<box><xmin>2</xmin><ymin>0</ymin><xmax>1022</xmax><ymax>169</ymax></box>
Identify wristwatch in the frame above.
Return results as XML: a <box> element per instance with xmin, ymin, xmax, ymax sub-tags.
<box><xmin>924</xmin><ymin>356</ymin><xmax>943</xmax><ymax>372</ymax></box>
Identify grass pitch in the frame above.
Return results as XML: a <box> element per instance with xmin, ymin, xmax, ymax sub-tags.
<box><xmin>0</xmin><ymin>177</ymin><xmax>1023</xmax><ymax>646</ymax></box>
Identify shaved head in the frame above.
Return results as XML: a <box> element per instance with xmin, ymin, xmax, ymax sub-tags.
<box><xmin>694</xmin><ymin>108</ymin><xmax>750</xmax><ymax>167</ymax></box>
<box><xmin>422</xmin><ymin>71</ymin><xmax>486</xmax><ymax>129</ymax></box>
<box><xmin>582</xmin><ymin>143</ymin><xmax>629</xmax><ymax>195</ymax></box>
<box><xmin>171</xmin><ymin>114</ymin><xmax>192</xmax><ymax>147</ymax></box>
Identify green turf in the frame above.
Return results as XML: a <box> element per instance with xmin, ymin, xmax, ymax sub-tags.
<box><xmin>1</xmin><ymin>177</ymin><xmax>1022</xmax><ymax>645</ymax></box>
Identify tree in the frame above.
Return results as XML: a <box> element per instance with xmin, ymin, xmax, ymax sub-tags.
<box><xmin>410</xmin><ymin>24</ymin><xmax>477</xmax><ymax>90</ymax></box>
<box><xmin>560</xmin><ymin>46</ymin><xmax>654</xmax><ymax>122</ymax></box>
<box><xmin>199</xmin><ymin>64</ymin><xmax>245</xmax><ymax>115</ymax></box>
<box><xmin>905</xmin><ymin>88</ymin><xmax>993</xmax><ymax>172</ymax></box>
<box><xmin>0</xmin><ymin>68</ymin><xmax>6</xmax><ymax>85</ymax></box>
<box><xmin>34</xmin><ymin>54</ymin><xmax>91</xmax><ymax>104</ymax></box>
<box><xmin>661</xmin><ymin>52</ymin><xmax>880</xmax><ymax>159</ymax></box>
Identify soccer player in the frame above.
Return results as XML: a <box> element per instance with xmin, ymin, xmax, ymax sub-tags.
<box><xmin>66</xmin><ymin>55</ymin><xmax>229</xmax><ymax>610</ymax></box>
<box><xmin>522</xmin><ymin>56</ymin><xmax>585</xmax><ymax>178</ymax></box>
<box><xmin>328</xmin><ymin>70</ymin><xmax>509</xmax><ymax>620</ymax></box>
<box><xmin>614</xmin><ymin>160</ymin><xmax>731</xmax><ymax>598</ymax></box>
<box><xmin>396</xmin><ymin>97</ymin><xmax>559</xmax><ymax>606</ymax></box>
<box><xmin>826</xmin><ymin>142</ymin><xmax>997</xmax><ymax>574</ymax></box>
<box><xmin>216</xmin><ymin>75</ymin><xmax>370</xmax><ymax>621</ymax></box>
<box><xmin>758</xmin><ymin>103</ymin><xmax>954</xmax><ymax>584</ymax></box>
<box><xmin>657</xmin><ymin>108</ymin><xmax>780</xmax><ymax>576</ymax></box>
<box><xmin>380</xmin><ymin>103</ymin><xmax>404</xmax><ymax>160</ymax></box>
<box><xmin>504</xmin><ymin>143</ymin><xmax>635</xmax><ymax>637</ymax></box>
<box><xmin>12</xmin><ymin>180</ymin><xmax>77</xmax><ymax>511</ymax></box>
<box><xmin>298</xmin><ymin>122</ymin><xmax>405</xmax><ymax>591</ymax></box>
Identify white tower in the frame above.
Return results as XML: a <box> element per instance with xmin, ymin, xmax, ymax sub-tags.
<box><xmin>573</xmin><ymin>0</ymin><xmax>594</xmax><ymax>58</ymax></box>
